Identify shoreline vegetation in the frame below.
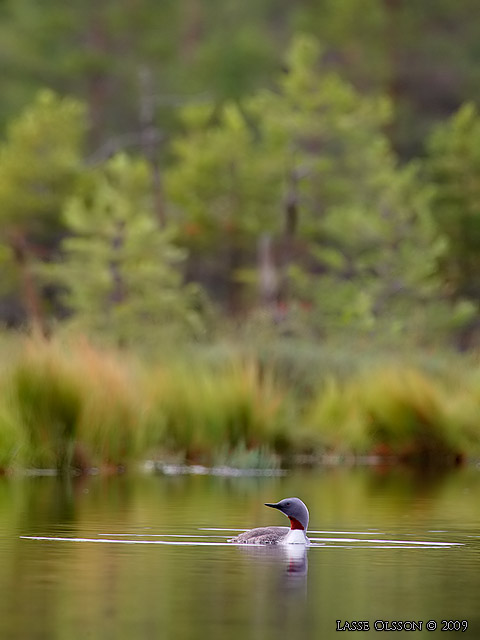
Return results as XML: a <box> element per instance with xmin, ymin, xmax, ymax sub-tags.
<box><xmin>1</xmin><ymin>334</ymin><xmax>480</xmax><ymax>475</ymax></box>
<box><xmin>2</xmin><ymin>33</ymin><xmax>480</xmax><ymax>475</ymax></box>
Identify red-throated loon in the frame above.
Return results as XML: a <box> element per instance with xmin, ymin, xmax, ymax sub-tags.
<box><xmin>229</xmin><ymin>497</ymin><xmax>310</xmax><ymax>545</ymax></box>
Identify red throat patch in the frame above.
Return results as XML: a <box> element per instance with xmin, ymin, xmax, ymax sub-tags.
<box><xmin>289</xmin><ymin>516</ymin><xmax>304</xmax><ymax>530</ymax></box>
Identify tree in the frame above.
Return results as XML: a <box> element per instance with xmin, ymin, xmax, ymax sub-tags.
<box><xmin>166</xmin><ymin>102</ymin><xmax>283</xmax><ymax>312</ymax></box>
<box><xmin>0</xmin><ymin>90</ymin><xmax>85</xmax><ymax>332</ymax></box>
<box><xmin>427</xmin><ymin>103</ymin><xmax>480</xmax><ymax>304</ymax></box>
<box><xmin>167</xmin><ymin>35</ymin><xmax>441</xmax><ymax>337</ymax></box>
<box><xmin>2</xmin><ymin>1</ymin><xmax>480</xmax><ymax>160</ymax></box>
<box><xmin>47</xmin><ymin>153</ymin><xmax>204</xmax><ymax>345</ymax></box>
<box><xmin>257</xmin><ymin>35</ymin><xmax>441</xmax><ymax>335</ymax></box>
<box><xmin>0</xmin><ymin>0</ymin><xmax>180</xmax><ymax>146</ymax></box>
<box><xmin>294</xmin><ymin>0</ymin><xmax>480</xmax><ymax>157</ymax></box>
<box><xmin>0</xmin><ymin>0</ymin><xmax>282</xmax><ymax>150</ymax></box>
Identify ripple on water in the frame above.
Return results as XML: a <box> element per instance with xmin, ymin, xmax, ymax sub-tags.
<box><xmin>20</xmin><ymin>529</ymin><xmax>464</xmax><ymax>549</ymax></box>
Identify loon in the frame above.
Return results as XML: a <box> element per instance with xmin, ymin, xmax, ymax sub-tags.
<box><xmin>229</xmin><ymin>497</ymin><xmax>310</xmax><ymax>545</ymax></box>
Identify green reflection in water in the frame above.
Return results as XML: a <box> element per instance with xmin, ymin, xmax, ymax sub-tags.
<box><xmin>0</xmin><ymin>467</ymin><xmax>480</xmax><ymax>639</ymax></box>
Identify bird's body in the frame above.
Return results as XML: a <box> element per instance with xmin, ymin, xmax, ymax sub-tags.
<box><xmin>229</xmin><ymin>497</ymin><xmax>310</xmax><ymax>545</ymax></box>
<box><xmin>231</xmin><ymin>526</ymin><xmax>289</xmax><ymax>545</ymax></box>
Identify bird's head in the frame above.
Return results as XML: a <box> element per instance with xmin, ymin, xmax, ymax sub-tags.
<box><xmin>264</xmin><ymin>497</ymin><xmax>309</xmax><ymax>531</ymax></box>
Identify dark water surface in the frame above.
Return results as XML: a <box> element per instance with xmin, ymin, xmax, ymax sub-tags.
<box><xmin>2</xmin><ymin>467</ymin><xmax>480</xmax><ymax>639</ymax></box>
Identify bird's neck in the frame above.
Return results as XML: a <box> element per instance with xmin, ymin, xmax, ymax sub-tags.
<box><xmin>289</xmin><ymin>516</ymin><xmax>305</xmax><ymax>531</ymax></box>
<box><xmin>282</xmin><ymin>528</ymin><xmax>309</xmax><ymax>545</ymax></box>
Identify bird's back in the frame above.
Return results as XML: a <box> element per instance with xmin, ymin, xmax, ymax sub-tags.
<box><xmin>229</xmin><ymin>526</ymin><xmax>289</xmax><ymax>545</ymax></box>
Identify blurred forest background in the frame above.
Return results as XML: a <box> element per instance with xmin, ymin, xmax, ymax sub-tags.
<box><xmin>2</xmin><ymin>0</ymin><xmax>480</xmax><ymax>470</ymax></box>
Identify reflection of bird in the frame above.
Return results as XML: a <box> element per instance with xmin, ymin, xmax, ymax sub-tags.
<box><xmin>229</xmin><ymin>498</ymin><xmax>310</xmax><ymax>545</ymax></box>
<box><xmin>283</xmin><ymin>543</ymin><xmax>309</xmax><ymax>577</ymax></box>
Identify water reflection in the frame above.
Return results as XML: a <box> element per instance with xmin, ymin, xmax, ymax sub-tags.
<box><xmin>234</xmin><ymin>543</ymin><xmax>309</xmax><ymax>578</ymax></box>
<box><xmin>284</xmin><ymin>544</ymin><xmax>308</xmax><ymax>577</ymax></box>
<box><xmin>2</xmin><ymin>467</ymin><xmax>480</xmax><ymax>640</ymax></box>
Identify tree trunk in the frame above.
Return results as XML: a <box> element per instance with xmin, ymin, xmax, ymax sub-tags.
<box><xmin>279</xmin><ymin>169</ymin><xmax>299</xmax><ymax>304</ymax></box>
<box><xmin>138</xmin><ymin>67</ymin><xmax>166</xmax><ymax>227</ymax></box>
<box><xmin>85</xmin><ymin>10</ymin><xmax>111</xmax><ymax>148</ymax></box>
<box><xmin>258</xmin><ymin>234</ymin><xmax>279</xmax><ymax>309</ymax></box>
<box><xmin>10</xmin><ymin>233</ymin><xmax>48</xmax><ymax>336</ymax></box>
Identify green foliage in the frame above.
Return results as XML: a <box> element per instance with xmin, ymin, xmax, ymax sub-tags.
<box><xmin>71</xmin><ymin>342</ymin><xmax>145</xmax><ymax>467</ymax></box>
<box><xmin>1</xmin><ymin>1</ymin><xmax>480</xmax><ymax>161</ymax></box>
<box><xmin>13</xmin><ymin>349</ymin><xmax>83</xmax><ymax>470</ymax></box>
<box><xmin>146</xmin><ymin>357</ymin><xmax>288</xmax><ymax>462</ymax></box>
<box><xmin>0</xmin><ymin>0</ymin><xmax>281</xmax><ymax>145</ymax></box>
<box><xmin>0</xmin><ymin>89</ymin><xmax>85</xmax><ymax>234</ymax></box>
<box><xmin>295</xmin><ymin>0</ymin><xmax>389</xmax><ymax>89</ymax></box>
<box><xmin>0</xmin><ymin>90</ymin><xmax>85</xmax><ymax>330</ymax></box>
<box><xmin>167</xmin><ymin>34</ymin><xmax>442</xmax><ymax>337</ymax></box>
<box><xmin>47</xmin><ymin>153</ymin><xmax>204</xmax><ymax>345</ymax></box>
<box><xmin>296</xmin><ymin>1</ymin><xmax>480</xmax><ymax>155</ymax></box>
<box><xmin>265</xmin><ymin>36</ymin><xmax>443</xmax><ymax>335</ymax></box>
<box><xmin>0</xmin><ymin>12</ymin><xmax>480</xmax><ymax>353</ymax></box>
<box><xmin>427</xmin><ymin>103</ymin><xmax>480</xmax><ymax>304</ymax></box>
<box><xmin>194</xmin><ymin>23</ymin><xmax>277</xmax><ymax>100</ymax></box>
<box><xmin>306</xmin><ymin>367</ymin><xmax>480</xmax><ymax>464</ymax></box>
<box><xmin>0</xmin><ymin>396</ymin><xmax>26</xmax><ymax>469</ymax></box>
<box><xmin>212</xmin><ymin>443</ymin><xmax>280</xmax><ymax>470</ymax></box>
<box><xmin>167</xmin><ymin>101</ymin><xmax>281</xmax><ymax>312</ymax></box>
<box><xmin>168</xmin><ymin>102</ymin><xmax>280</xmax><ymax>240</ymax></box>
<box><xmin>6</xmin><ymin>338</ymin><xmax>146</xmax><ymax>470</ymax></box>
<box><xmin>0</xmin><ymin>336</ymin><xmax>479</xmax><ymax>470</ymax></box>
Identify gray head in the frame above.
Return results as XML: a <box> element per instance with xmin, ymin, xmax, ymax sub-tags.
<box><xmin>264</xmin><ymin>497</ymin><xmax>309</xmax><ymax>531</ymax></box>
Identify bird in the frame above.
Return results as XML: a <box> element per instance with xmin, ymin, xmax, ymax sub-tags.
<box><xmin>229</xmin><ymin>497</ymin><xmax>310</xmax><ymax>545</ymax></box>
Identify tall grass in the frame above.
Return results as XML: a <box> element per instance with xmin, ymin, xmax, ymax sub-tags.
<box><xmin>1</xmin><ymin>335</ymin><xmax>480</xmax><ymax>471</ymax></box>
<box><xmin>306</xmin><ymin>367</ymin><xmax>480</xmax><ymax>464</ymax></box>
<box><xmin>5</xmin><ymin>338</ymin><xmax>145</xmax><ymax>471</ymax></box>
<box><xmin>0</xmin><ymin>337</ymin><xmax>292</xmax><ymax>471</ymax></box>
<box><xmin>13</xmin><ymin>346</ymin><xmax>83</xmax><ymax>469</ymax></box>
<box><xmin>145</xmin><ymin>357</ymin><xmax>290</xmax><ymax>463</ymax></box>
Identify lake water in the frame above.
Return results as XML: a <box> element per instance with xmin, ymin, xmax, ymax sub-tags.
<box><xmin>2</xmin><ymin>466</ymin><xmax>480</xmax><ymax>639</ymax></box>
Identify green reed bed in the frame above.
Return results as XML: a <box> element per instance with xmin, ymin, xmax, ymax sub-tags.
<box><xmin>3</xmin><ymin>339</ymin><xmax>146</xmax><ymax>471</ymax></box>
<box><xmin>1</xmin><ymin>336</ymin><xmax>480</xmax><ymax>472</ymax></box>
<box><xmin>144</xmin><ymin>357</ymin><xmax>291</xmax><ymax>464</ymax></box>
<box><xmin>306</xmin><ymin>366</ymin><xmax>480</xmax><ymax>464</ymax></box>
<box><xmin>0</xmin><ymin>337</ymin><xmax>293</xmax><ymax>472</ymax></box>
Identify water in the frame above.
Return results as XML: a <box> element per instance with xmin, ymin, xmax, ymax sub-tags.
<box><xmin>2</xmin><ymin>467</ymin><xmax>480</xmax><ymax>639</ymax></box>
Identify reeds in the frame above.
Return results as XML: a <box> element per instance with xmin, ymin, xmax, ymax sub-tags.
<box><xmin>13</xmin><ymin>345</ymin><xmax>83</xmax><ymax>469</ymax></box>
<box><xmin>0</xmin><ymin>337</ymin><xmax>290</xmax><ymax>471</ymax></box>
<box><xmin>1</xmin><ymin>336</ymin><xmax>480</xmax><ymax>472</ymax></box>
<box><xmin>145</xmin><ymin>357</ymin><xmax>288</xmax><ymax>463</ymax></box>
<box><xmin>4</xmin><ymin>338</ymin><xmax>145</xmax><ymax>472</ymax></box>
<box><xmin>306</xmin><ymin>366</ymin><xmax>480</xmax><ymax>464</ymax></box>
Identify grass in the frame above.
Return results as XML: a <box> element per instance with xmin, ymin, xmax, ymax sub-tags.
<box><xmin>4</xmin><ymin>338</ymin><xmax>145</xmax><ymax>472</ymax></box>
<box><xmin>306</xmin><ymin>366</ymin><xmax>480</xmax><ymax>464</ymax></box>
<box><xmin>0</xmin><ymin>336</ymin><xmax>292</xmax><ymax>472</ymax></box>
<box><xmin>1</xmin><ymin>334</ymin><xmax>480</xmax><ymax>472</ymax></box>
<box><xmin>13</xmin><ymin>346</ymin><xmax>83</xmax><ymax>469</ymax></box>
<box><xmin>145</xmin><ymin>357</ymin><xmax>290</xmax><ymax>463</ymax></box>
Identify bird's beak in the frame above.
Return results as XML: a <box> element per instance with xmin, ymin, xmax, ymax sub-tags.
<box><xmin>264</xmin><ymin>502</ymin><xmax>282</xmax><ymax>510</ymax></box>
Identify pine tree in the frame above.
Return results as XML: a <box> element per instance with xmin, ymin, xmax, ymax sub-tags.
<box><xmin>427</xmin><ymin>103</ymin><xmax>480</xmax><ymax>305</ymax></box>
<box><xmin>0</xmin><ymin>90</ymin><xmax>85</xmax><ymax>331</ymax></box>
<box><xmin>167</xmin><ymin>35</ymin><xmax>441</xmax><ymax>337</ymax></box>
<box><xmin>47</xmin><ymin>153</ymin><xmax>203</xmax><ymax>345</ymax></box>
